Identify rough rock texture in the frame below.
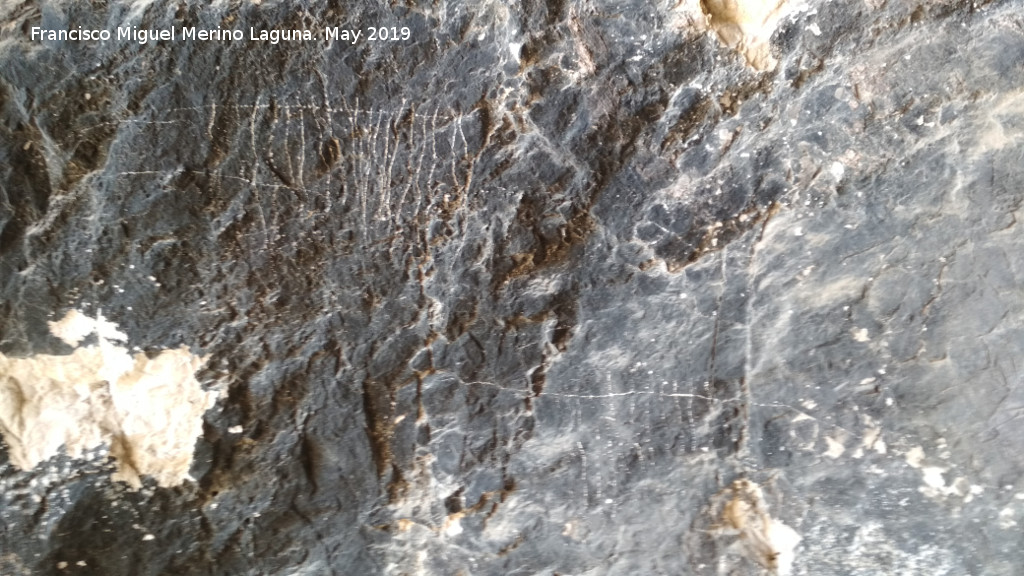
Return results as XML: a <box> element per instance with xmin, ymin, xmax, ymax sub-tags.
<box><xmin>1</xmin><ymin>0</ymin><xmax>1023</xmax><ymax>574</ymax></box>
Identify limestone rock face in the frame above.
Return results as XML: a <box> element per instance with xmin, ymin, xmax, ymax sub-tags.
<box><xmin>1</xmin><ymin>0</ymin><xmax>1023</xmax><ymax>574</ymax></box>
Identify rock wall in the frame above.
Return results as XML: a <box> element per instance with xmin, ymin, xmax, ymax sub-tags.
<box><xmin>1</xmin><ymin>0</ymin><xmax>1022</xmax><ymax>574</ymax></box>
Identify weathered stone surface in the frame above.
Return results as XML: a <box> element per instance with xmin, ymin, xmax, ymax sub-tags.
<box><xmin>1</xmin><ymin>0</ymin><xmax>1022</xmax><ymax>574</ymax></box>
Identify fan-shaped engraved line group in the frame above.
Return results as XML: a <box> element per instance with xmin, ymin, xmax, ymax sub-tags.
<box><xmin>96</xmin><ymin>101</ymin><xmax>481</xmax><ymax>252</ymax></box>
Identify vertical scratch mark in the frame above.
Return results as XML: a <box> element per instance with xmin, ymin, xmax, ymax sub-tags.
<box><xmin>375</xmin><ymin>109</ymin><xmax>393</xmax><ymax>222</ymax></box>
<box><xmin>425</xmin><ymin>108</ymin><xmax>440</xmax><ymax>215</ymax></box>
<box><xmin>250</xmin><ymin>98</ymin><xmax>269</xmax><ymax>249</ymax></box>
<box><xmin>207</xmin><ymin>102</ymin><xmax>217</xmax><ymax>141</ymax></box>
<box><xmin>298</xmin><ymin>106</ymin><xmax>306</xmax><ymax>194</ymax></box>
<box><xmin>341</xmin><ymin>97</ymin><xmax>356</xmax><ymax>214</ymax></box>
<box><xmin>382</xmin><ymin>100</ymin><xmax>405</xmax><ymax>223</ymax></box>
<box><xmin>396</xmin><ymin>103</ymin><xmax>419</xmax><ymax>217</ymax></box>
<box><xmin>353</xmin><ymin>99</ymin><xmax>369</xmax><ymax>236</ymax></box>
<box><xmin>283</xmin><ymin>102</ymin><xmax>295</xmax><ymax>186</ymax></box>
<box><xmin>577</xmin><ymin>441</ymin><xmax>589</xmax><ymax>506</ymax></box>
<box><xmin>687</xmin><ymin>395</ymin><xmax>696</xmax><ymax>453</ymax></box>
<box><xmin>318</xmin><ymin>71</ymin><xmax>335</xmax><ymax>216</ymax></box>
<box><xmin>449</xmin><ymin>114</ymin><xmax>459</xmax><ymax>199</ymax></box>
<box><xmin>458</xmin><ymin>114</ymin><xmax>473</xmax><ymax>196</ymax></box>
<box><xmin>413</xmin><ymin>107</ymin><xmax>432</xmax><ymax>217</ymax></box>
<box><xmin>365</xmin><ymin>107</ymin><xmax>382</xmax><ymax>232</ymax></box>
<box><xmin>268</xmin><ymin>99</ymin><xmax>281</xmax><ymax>241</ymax></box>
<box><xmin>375</xmin><ymin>110</ymin><xmax>388</xmax><ymax>222</ymax></box>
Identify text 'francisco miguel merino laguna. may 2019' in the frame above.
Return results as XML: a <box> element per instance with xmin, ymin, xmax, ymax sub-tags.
<box><xmin>29</xmin><ymin>25</ymin><xmax>412</xmax><ymax>45</ymax></box>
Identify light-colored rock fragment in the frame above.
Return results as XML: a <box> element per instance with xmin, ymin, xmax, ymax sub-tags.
<box><xmin>47</xmin><ymin>309</ymin><xmax>127</xmax><ymax>347</ymax></box>
<box><xmin>921</xmin><ymin>466</ymin><xmax>947</xmax><ymax>490</ymax></box>
<box><xmin>829</xmin><ymin>160</ymin><xmax>845</xmax><ymax>180</ymax></box>
<box><xmin>824</xmin><ymin>435</ymin><xmax>845</xmax><ymax>458</ymax></box>
<box><xmin>998</xmin><ymin>508</ymin><xmax>1017</xmax><ymax>529</ymax></box>
<box><xmin>905</xmin><ymin>445</ymin><xmax>925</xmax><ymax>468</ymax></box>
<box><xmin>860</xmin><ymin>419</ymin><xmax>884</xmax><ymax>454</ymax></box>
<box><xmin>713</xmin><ymin>479</ymin><xmax>802</xmax><ymax>575</ymax></box>
<box><xmin>0</xmin><ymin>310</ymin><xmax>217</xmax><ymax>489</ymax></box>
<box><xmin>699</xmin><ymin>0</ymin><xmax>808</xmax><ymax>70</ymax></box>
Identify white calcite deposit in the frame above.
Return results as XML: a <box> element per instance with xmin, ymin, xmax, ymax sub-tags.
<box><xmin>0</xmin><ymin>310</ymin><xmax>217</xmax><ymax>488</ymax></box>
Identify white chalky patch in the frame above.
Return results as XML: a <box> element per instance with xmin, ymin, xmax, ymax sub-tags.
<box><xmin>47</xmin><ymin>309</ymin><xmax>127</xmax><ymax>347</ymax></box>
<box><xmin>699</xmin><ymin>0</ymin><xmax>809</xmax><ymax>71</ymax></box>
<box><xmin>830</xmin><ymin>160</ymin><xmax>845</xmax><ymax>180</ymax></box>
<box><xmin>824</xmin><ymin>436</ymin><xmax>845</xmax><ymax>458</ymax></box>
<box><xmin>0</xmin><ymin>310</ymin><xmax>218</xmax><ymax>489</ymax></box>
<box><xmin>905</xmin><ymin>445</ymin><xmax>925</xmax><ymax>468</ymax></box>
<box><xmin>998</xmin><ymin>508</ymin><xmax>1017</xmax><ymax>529</ymax></box>
<box><xmin>714</xmin><ymin>479</ymin><xmax>802</xmax><ymax>575</ymax></box>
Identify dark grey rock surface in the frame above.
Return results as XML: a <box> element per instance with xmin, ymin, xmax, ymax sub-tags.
<box><xmin>2</xmin><ymin>0</ymin><xmax>1023</xmax><ymax>574</ymax></box>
